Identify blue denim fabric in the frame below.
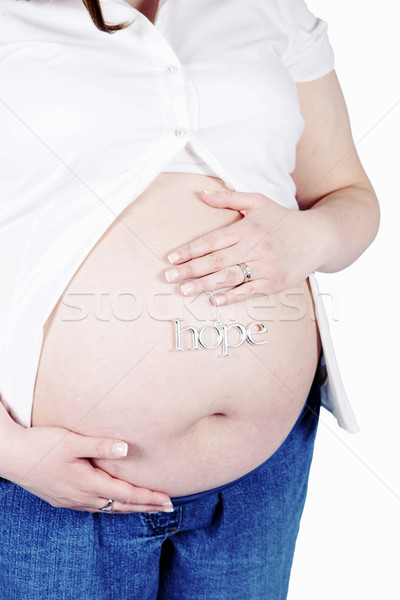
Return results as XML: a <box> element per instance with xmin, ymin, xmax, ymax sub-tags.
<box><xmin>0</xmin><ymin>379</ymin><xmax>320</xmax><ymax>600</ymax></box>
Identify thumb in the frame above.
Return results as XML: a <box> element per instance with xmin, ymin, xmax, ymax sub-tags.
<box><xmin>72</xmin><ymin>433</ymin><xmax>128</xmax><ymax>459</ymax></box>
<box><xmin>200</xmin><ymin>189</ymin><xmax>261</xmax><ymax>214</ymax></box>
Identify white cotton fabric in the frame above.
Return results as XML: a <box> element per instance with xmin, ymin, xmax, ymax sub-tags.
<box><xmin>0</xmin><ymin>0</ymin><xmax>359</xmax><ymax>432</ymax></box>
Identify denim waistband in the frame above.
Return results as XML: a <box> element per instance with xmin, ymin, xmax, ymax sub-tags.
<box><xmin>170</xmin><ymin>370</ymin><xmax>321</xmax><ymax>506</ymax></box>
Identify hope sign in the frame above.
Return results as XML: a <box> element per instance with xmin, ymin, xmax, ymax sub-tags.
<box><xmin>173</xmin><ymin>319</ymin><xmax>269</xmax><ymax>357</ymax></box>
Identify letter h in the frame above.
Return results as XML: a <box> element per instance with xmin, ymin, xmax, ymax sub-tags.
<box><xmin>173</xmin><ymin>319</ymin><xmax>200</xmax><ymax>351</ymax></box>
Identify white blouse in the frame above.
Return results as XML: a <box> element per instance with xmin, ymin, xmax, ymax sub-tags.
<box><xmin>0</xmin><ymin>0</ymin><xmax>359</xmax><ymax>432</ymax></box>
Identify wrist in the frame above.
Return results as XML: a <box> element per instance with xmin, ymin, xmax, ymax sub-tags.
<box><xmin>299</xmin><ymin>184</ymin><xmax>380</xmax><ymax>274</ymax></box>
<box><xmin>297</xmin><ymin>204</ymin><xmax>339</xmax><ymax>274</ymax></box>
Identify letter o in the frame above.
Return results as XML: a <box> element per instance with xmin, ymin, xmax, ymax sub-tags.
<box><xmin>198</xmin><ymin>325</ymin><xmax>223</xmax><ymax>350</ymax></box>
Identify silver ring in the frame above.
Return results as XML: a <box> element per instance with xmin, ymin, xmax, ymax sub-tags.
<box><xmin>238</xmin><ymin>263</ymin><xmax>251</xmax><ymax>283</ymax></box>
<box><xmin>100</xmin><ymin>498</ymin><xmax>114</xmax><ymax>513</ymax></box>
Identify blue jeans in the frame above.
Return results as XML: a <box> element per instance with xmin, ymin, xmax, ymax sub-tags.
<box><xmin>0</xmin><ymin>377</ymin><xmax>320</xmax><ymax>600</ymax></box>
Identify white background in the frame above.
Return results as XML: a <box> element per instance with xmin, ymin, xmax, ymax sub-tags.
<box><xmin>289</xmin><ymin>2</ymin><xmax>400</xmax><ymax>598</ymax></box>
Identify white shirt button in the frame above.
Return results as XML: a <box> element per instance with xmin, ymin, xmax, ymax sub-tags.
<box><xmin>167</xmin><ymin>64</ymin><xmax>178</xmax><ymax>74</ymax></box>
<box><xmin>175</xmin><ymin>127</ymin><xmax>189</xmax><ymax>138</ymax></box>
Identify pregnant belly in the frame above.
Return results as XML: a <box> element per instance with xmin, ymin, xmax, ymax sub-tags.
<box><xmin>31</xmin><ymin>173</ymin><xmax>321</xmax><ymax>497</ymax></box>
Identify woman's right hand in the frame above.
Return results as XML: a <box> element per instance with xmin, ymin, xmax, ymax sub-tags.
<box><xmin>3</xmin><ymin>423</ymin><xmax>173</xmax><ymax>513</ymax></box>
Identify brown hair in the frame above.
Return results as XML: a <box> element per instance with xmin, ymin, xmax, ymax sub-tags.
<box><xmin>81</xmin><ymin>0</ymin><xmax>132</xmax><ymax>33</ymax></box>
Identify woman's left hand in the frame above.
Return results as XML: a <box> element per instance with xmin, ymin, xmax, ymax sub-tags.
<box><xmin>164</xmin><ymin>189</ymin><xmax>326</xmax><ymax>306</ymax></box>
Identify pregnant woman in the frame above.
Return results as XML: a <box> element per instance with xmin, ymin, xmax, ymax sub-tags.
<box><xmin>0</xmin><ymin>0</ymin><xmax>379</xmax><ymax>598</ymax></box>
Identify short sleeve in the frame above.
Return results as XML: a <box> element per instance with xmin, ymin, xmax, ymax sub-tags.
<box><xmin>278</xmin><ymin>0</ymin><xmax>335</xmax><ymax>82</ymax></box>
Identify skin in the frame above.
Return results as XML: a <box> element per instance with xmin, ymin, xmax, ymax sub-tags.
<box><xmin>124</xmin><ymin>0</ymin><xmax>161</xmax><ymax>21</ymax></box>
<box><xmin>0</xmin><ymin>11</ymin><xmax>380</xmax><ymax>515</ymax></box>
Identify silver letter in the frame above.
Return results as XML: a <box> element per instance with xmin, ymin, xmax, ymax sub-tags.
<box><xmin>246</xmin><ymin>322</ymin><xmax>269</xmax><ymax>345</ymax></box>
<box><xmin>220</xmin><ymin>324</ymin><xmax>247</xmax><ymax>356</ymax></box>
<box><xmin>198</xmin><ymin>324</ymin><xmax>223</xmax><ymax>350</ymax></box>
<box><xmin>173</xmin><ymin>319</ymin><xmax>200</xmax><ymax>351</ymax></box>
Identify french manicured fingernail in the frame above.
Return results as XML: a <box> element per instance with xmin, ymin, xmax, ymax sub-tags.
<box><xmin>202</xmin><ymin>189</ymin><xmax>217</xmax><ymax>195</ymax></box>
<box><xmin>181</xmin><ymin>282</ymin><xmax>195</xmax><ymax>295</ymax></box>
<box><xmin>165</xmin><ymin>268</ymin><xmax>179</xmax><ymax>282</ymax></box>
<box><xmin>112</xmin><ymin>442</ymin><xmax>128</xmax><ymax>457</ymax></box>
<box><xmin>163</xmin><ymin>507</ymin><xmax>174</xmax><ymax>513</ymax></box>
<box><xmin>214</xmin><ymin>295</ymin><xmax>225</xmax><ymax>306</ymax></box>
<box><xmin>168</xmin><ymin>252</ymin><xmax>180</xmax><ymax>264</ymax></box>
<box><xmin>161</xmin><ymin>501</ymin><xmax>173</xmax><ymax>506</ymax></box>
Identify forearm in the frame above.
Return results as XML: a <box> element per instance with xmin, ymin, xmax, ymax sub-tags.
<box><xmin>304</xmin><ymin>182</ymin><xmax>380</xmax><ymax>274</ymax></box>
<box><xmin>0</xmin><ymin>400</ymin><xmax>26</xmax><ymax>479</ymax></box>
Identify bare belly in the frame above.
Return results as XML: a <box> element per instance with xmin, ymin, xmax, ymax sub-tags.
<box><xmin>32</xmin><ymin>173</ymin><xmax>321</xmax><ymax>497</ymax></box>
